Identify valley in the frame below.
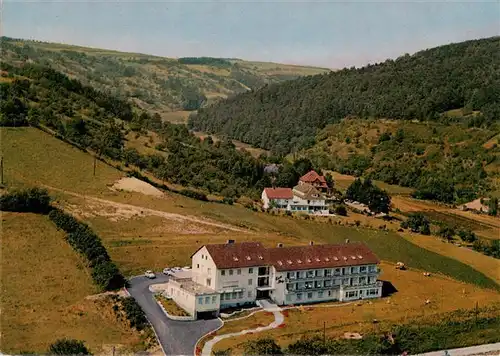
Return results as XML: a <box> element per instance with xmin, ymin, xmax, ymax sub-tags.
<box><xmin>1</xmin><ymin>33</ymin><xmax>499</xmax><ymax>356</ymax></box>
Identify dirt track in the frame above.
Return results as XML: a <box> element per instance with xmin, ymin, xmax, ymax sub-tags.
<box><xmin>43</xmin><ymin>185</ymin><xmax>249</xmax><ymax>233</ymax></box>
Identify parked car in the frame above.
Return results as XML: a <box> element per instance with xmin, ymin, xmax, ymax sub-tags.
<box><xmin>163</xmin><ymin>268</ymin><xmax>171</xmax><ymax>275</ymax></box>
<box><xmin>145</xmin><ymin>270</ymin><xmax>156</xmax><ymax>279</ymax></box>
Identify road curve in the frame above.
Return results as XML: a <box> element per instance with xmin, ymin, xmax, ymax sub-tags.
<box><xmin>126</xmin><ymin>274</ymin><xmax>222</xmax><ymax>355</ymax></box>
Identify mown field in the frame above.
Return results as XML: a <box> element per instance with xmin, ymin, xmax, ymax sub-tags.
<box><xmin>1</xmin><ymin>212</ymin><xmax>142</xmax><ymax>354</ymax></box>
<box><xmin>212</xmin><ymin>262</ymin><xmax>500</xmax><ymax>353</ymax></box>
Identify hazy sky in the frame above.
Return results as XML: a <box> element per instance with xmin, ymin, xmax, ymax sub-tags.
<box><xmin>3</xmin><ymin>1</ymin><xmax>500</xmax><ymax>68</ymax></box>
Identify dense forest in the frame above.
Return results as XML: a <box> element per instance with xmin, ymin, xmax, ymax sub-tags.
<box><xmin>189</xmin><ymin>36</ymin><xmax>500</xmax><ymax>154</ymax></box>
<box><xmin>0</xmin><ymin>61</ymin><xmax>316</xmax><ymax>199</ymax></box>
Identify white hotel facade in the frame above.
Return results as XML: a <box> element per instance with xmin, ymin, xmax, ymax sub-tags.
<box><xmin>166</xmin><ymin>240</ymin><xmax>382</xmax><ymax>319</ymax></box>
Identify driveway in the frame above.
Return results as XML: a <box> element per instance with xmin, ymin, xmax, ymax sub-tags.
<box><xmin>127</xmin><ymin>274</ymin><xmax>222</xmax><ymax>355</ymax></box>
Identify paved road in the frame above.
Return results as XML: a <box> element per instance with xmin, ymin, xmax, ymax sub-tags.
<box><xmin>127</xmin><ymin>274</ymin><xmax>222</xmax><ymax>356</ymax></box>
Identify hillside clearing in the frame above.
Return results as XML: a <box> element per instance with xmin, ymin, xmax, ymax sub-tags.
<box><xmin>112</xmin><ymin>177</ymin><xmax>164</xmax><ymax>197</ymax></box>
<box><xmin>1</xmin><ymin>212</ymin><xmax>142</xmax><ymax>354</ymax></box>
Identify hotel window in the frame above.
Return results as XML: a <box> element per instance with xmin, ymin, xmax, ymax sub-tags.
<box><xmin>343</xmin><ymin>278</ymin><xmax>350</xmax><ymax>285</ymax></box>
<box><xmin>212</xmin><ymin>296</ymin><xmax>217</xmax><ymax>303</ymax></box>
<box><xmin>334</xmin><ymin>268</ymin><xmax>341</xmax><ymax>275</ymax></box>
<box><xmin>368</xmin><ymin>289</ymin><xmax>378</xmax><ymax>296</ymax></box>
<box><xmin>369</xmin><ymin>276</ymin><xmax>376</xmax><ymax>284</ymax></box>
<box><xmin>205</xmin><ymin>296</ymin><xmax>210</xmax><ymax>304</ymax></box>
<box><xmin>307</xmin><ymin>292</ymin><xmax>313</xmax><ymax>299</ymax></box>
<box><xmin>360</xmin><ymin>266</ymin><xmax>367</xmax><ymax>273</ymax></box>
<box><xmin>231</xmin><ymin>292</ymin><xmax>237</xmax><ymax>299</ymax></box>
<box><xmin>298</xmin><ymin>282</ymin><xmax>305</xmax><ymax>290</ymax></box>
<box><xmin>296</xmin><ymin>293</ymin><xmax>302</xmax><ymax>300</ymax></box>
<box><xmin>206</xmin><ymin>278</ymin><xmax>211</xmax><ymax>286</ymax></box>
<box><xmin>351</xmin><ymin>266</ymin><xmax>359</xmax><ymax>274</ymax></box>
<box><xmin>221</xmin><ymin>270</ymin><xmax>226</xmax><ymax>276</ymax></box>
<box><xmin>286</xmin><ymin>283</ymin><xmax>294</xmax><ymax>291</ymax></box>
<box><xmin>328</xmin><ymin>290</ymin><xmax>332</xmax><ymax>296</ymax></box>
<box><xmin>248</xmin><ymin>291</ymin><xmax>252</xmax><ymax>298</ymax></box>
<box><xmin>315</xmin><ymin>281</ymin><xmax>322</xmax><ymax>288</ymax></box>
<box><xmin>346</xmin><ymin>291</ymin><xmax>358</xmax><ymax>298</ymax></box>
<box><xmin>198</xmin><ymin>297</ymin><xmax>203</xmax><ymax>304</ymax></box>
<box><xmin>248</xmin><ymin>279</ymin><xmax>253</xmax><ymax>286</ymax></box>
<box><xmin>238</xmin><ymin>291</ymin><xmax>243</xmax><ymax>299</ymax></box>
<box><xmin>229</xmin><ymin>269</ymin><xmax>233</xmax><ymax>276</ymax></box>
<box><xmin>197</xmin><ymin>264</ymin><xmax>200</xmax><ymax>269</ymax></box>
<box><xmin>359</xmin><ymin>277</ymin><xmax>366</xmax><ymax>284</ymax></box>
<box><xmin>315</xmin><ymin>270</ymin><xmax>321</xmax><ymax>277</ymax></box>
<box><xmin>324</xmin><ymin>269</ymin><xmax>332</xmax><ymax>277</ymax></box>
<box><xmin>307</xmin><ymin>270</ymin><xmax>314</xmax><ymax>278</ymax></box>
<box><xmin>286</xmin><ymin>295</ymin><xmax>291</xmax><ymax>302</ymax></box>
<box><xmin>287</xmin><ymin>272</ymin><xmax>295</xmax><ymax>280</ymax></box>
<box><xmin>369</xmin><ymin>265</ymin><xmax>377</xmax><ymax>272</ymax></box>
<box><xmin>318</xmin><ymin>291</ymin><xmax>324</xmax><ymax>298</ymax></box>
<box><xmin>237</xmin><ymin>269</ymin><xmax>242</xmax><ymax>275</ymax></box>
<box><xmin>249</xmin><ymin>268</ymin><xmax>254</xmax><ymax>274</ymax></box>
<box><xmin>208</xmin><ymin>268</ymin><xmax>211</xmax><ymax>274</ymax></box>
<box><xmin>324</xmin><ymin>280</ymin><xmax>332</xmax><ymax>287</ymax></box>
<box><xmin>305</xmin><ymin>281</ymin><xmax>313</xmax><ymax>289</ymax></box>
<box><xmin>334</xmin><ymin>279</ymin><xmax>341</xmax><ymax>285</ymax></box>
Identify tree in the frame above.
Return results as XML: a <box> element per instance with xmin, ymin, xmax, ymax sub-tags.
<box><xmin>48</xmin><ymin>339</ymin><xmax>91</xmax><ymax>355</ymax></box>
<box><xmin>438</xmin><ymin>225</ymin><xmax>455</xmax><ymax>241</ymax></box>
<box><xmin>402</xmin><ymin>213</ymin><xmax>430</xmax><ymax>235</ymax></box>
<box><xmin>345</xmin><ymin>178</ymin><xmax>391</xmax><ymax>214</ymax></box>
<box><xmin>286</xmin><ymin>336</ymin><xmax>327</xmax><ymax>355</ymax></box>
<box><xmin>487</xmin><ymin>197</ymin><xmax>498</xmax><ymax>216</ymax></box>
<box><xmin>243</xmin><ymin>338</ymin><xmax>283</xmax><ymax>355</ymax></box>
<box><xmin>325</xmin><ymin>172</ymin><xmax>334</xmax><ymax>189</ymax></box>
<box><xmin>458</xmin><ymin>229</ymin><xmax>477</xmax><ymax>243</ymax></box>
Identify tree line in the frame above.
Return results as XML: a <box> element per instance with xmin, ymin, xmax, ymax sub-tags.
<box><xmin>0</xmin><ymin>188</ymin><xmax>125</xmax><ymax>290</ymax></box>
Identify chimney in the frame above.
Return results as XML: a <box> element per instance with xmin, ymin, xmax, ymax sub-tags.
<box><xmin>227</xmin><ymin>239</ymin><xmax>235</xmax><ymax>244</ymax></box>
<box><xmin>345</xmin><ymin>239</ymin><xmax>350</xmax><ymax>244</ymax></box>
<box><xmin>277</xmin><ymin>243</ymin><xmax>283</xmax><ymax>248</ymax></box>
<box><xmin>309</xmin><ymin>241</ymin><xmax>314</xmax><ymax>246</ymax></box>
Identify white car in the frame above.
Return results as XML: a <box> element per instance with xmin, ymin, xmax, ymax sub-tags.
<box><xmin>145</xmin><ymin>270</ymin><xmax>156</xmax><ymax>279</ymax></box>
<box><xmin>162</xmin><ymin>268</ymin><xmax>171</xmax><ymax>275</ymax></box>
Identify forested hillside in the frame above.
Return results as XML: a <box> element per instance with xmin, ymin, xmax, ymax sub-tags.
<box><xmin>305</xmin><ymin>118</ymin><xmax>500</xmax><ymax>204</ymax></box>
<box><xmin>189</xmin><ymin>37</ymin><xmax>500</xmax><ymax>154</ymax></box>
<box><xmin>0</xmin><ymin>37</ymin><xmax>328</xmax><ymax>117</ymax></box>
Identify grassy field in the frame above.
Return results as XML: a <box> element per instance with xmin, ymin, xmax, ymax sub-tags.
<box><xmin>212</xmin><ymin>262</ymin><xmax>500</xmax><ymax>353</ymax></box>
<box><xmin>1</xmin><ymin>127</ymin><xmax>122</xmax><ymax>195</ymax></box>
<box><xmin>4</xmin><ymin>126</ymin><xmax>498</xmax><ymax>291</ymax></box>
<box><xmin>329</xmin><ymin>171</ymin><xmax>414</xmax><ymax>195</ymax></box>
<box><xmin>1</xmin><ymin>212</ymin><xmax>142</xmax><ymax>354</ymax></box>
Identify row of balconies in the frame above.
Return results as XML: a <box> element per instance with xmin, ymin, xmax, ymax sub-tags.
<box><xmin>286</xmin><ymin>271</ymin><xmax>378</xmax><ymax>282</ymax></box>
<box><xmin>285</xmin><ymin>278</ymin><xmax>378</xmax><ymax>292</ymax></box>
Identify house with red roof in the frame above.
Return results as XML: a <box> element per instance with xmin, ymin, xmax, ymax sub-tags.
<box><xmin>164</xmin><ymin>240</ymin><xmax>383</xmax><ymax>319</ymax></box>
<box><xmin>299</xmin><ymin>170</ymin><xmax>330</xmax><ymax>192</ymax></box>
<box><xmin>261</xmin><ymin>187</ymin><xmax>294</xmax><ymax>209</ymax></box>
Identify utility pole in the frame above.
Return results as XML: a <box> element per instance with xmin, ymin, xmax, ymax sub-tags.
<box><xmin>93</xmin><ymin>155</ymin><xmax>97</xmax><ymax>176</ymax></box>
<box><xmin>0</xmin><ymin>156</ymin><xmax>3</xmax><ymax>185</ymax></box>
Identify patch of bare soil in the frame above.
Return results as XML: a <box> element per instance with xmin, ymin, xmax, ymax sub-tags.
<box><xmin>111</xmin><ymin>177</ymin><xmax>164</xmax><ymax>197</ymax></box>
<box><xmin>85</xmin><ymin>290</ymin><xmax>128</xmax><ymax>301</ymax></box>
<box><xmin>459</xmin><ymin>198</ymin><xmax>490</xmax><ymax>213</ymax></box>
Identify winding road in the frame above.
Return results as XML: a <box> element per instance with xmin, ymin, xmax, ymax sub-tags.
<box><xmin>126</xmin><ymin>274</ymin><xmax>222</xmax><ymax>355</ymax></box>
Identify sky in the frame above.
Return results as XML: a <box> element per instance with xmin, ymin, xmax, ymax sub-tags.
<box><xmin>3</xmin><ymin>1</ymin><xmax>500</xmax><ymax>68</ymax></box>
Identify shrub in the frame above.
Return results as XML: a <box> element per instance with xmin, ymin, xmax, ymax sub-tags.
<box><xmin>334</xmin><ymin>205</ymin><xmax>348</xmax><ymax>216</ymax></box>
<box><xmin>438</xmin><ymin>225</ymin><xmax>456</xmax><ymax>241</ymax></box>
<box><xmin>458</xmin><ymin>229</ymin><xmax>477</xmax><ymax>243</ymax></box>
<box><xmin>179</xmin><ymin>189</ymin><xmax>208</xmax><ymax>201</ymax></box>
<box><xmin>222</xmin><ymin>197</ymin><xmax>234</xmax><ymax>205</ymax></box>
<box><xmin>403</xmin><ymin>213</ymin><xmax>430</xmax><ymax>235</ymax></box>
<box><xmin>244</xmin><ymin>338</ymin><xmax>283</xmax><ymax>355</ymax></box>
<box><xmin>0</xmin><ymin>187</ymin><xmax>51</xmax><ymax>214</ymax></box>
<box><xmin>48</xmin><ymin>339</ymin><xmax>91</xmax><ymax>355</ymax></box>
<box><xmin>121</xmin><ymin>297</ymin><xmax>149</xmax><ymax>331</ymax></box>
<box><xmin>49</xmin><ymin>208</ymin><xmax>125</xmax><ymax>290</ymax></box>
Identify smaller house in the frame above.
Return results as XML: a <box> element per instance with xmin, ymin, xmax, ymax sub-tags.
<box><xmin>292</xmin><ymin>183</ymin><xmax>328</xmax><ymax>214</ymax></box>
<box><xmin>299</xmin><ymin>170</ymin><xmax>330</xmax><ymax>193</ymax></box>
<box><xmin>262</xmin><ymin>188</ymin><xmax>294</xmax><ymax>209</ymax></box>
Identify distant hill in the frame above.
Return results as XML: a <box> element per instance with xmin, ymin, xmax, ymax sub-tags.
<box><xmin>188</xmin><ymin>36</ymin><xmax>500</xmax><ymax>154</ymax></box>
<box><xmin>0</xmin><ymin>37</ymin><xmax>329</xmax><ymax>119</ymax></box>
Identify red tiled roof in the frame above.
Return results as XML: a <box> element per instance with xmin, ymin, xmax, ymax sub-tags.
<box><xmin>299</xmin><ymin>170</ymin><xmax>328</xmax><ymax>187</ymax></box>
<box><xmin>201</xmin><ymin>241</ymin><xmax>379</xmax><ymax>270</ymax></box>
<box><xmin>204</xmin><ymin>242</ymin><xmax>268</xmax><ymax>268</ymax></box>
<box><xmin>267</xmin><ymin>242</ymin><xmax>379</xmax><ymax>271</ymax></box>
<box><xmin>263</xmin><ymin>187</ymin><xmax>293</xmax><ymax>199</ymax></box>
